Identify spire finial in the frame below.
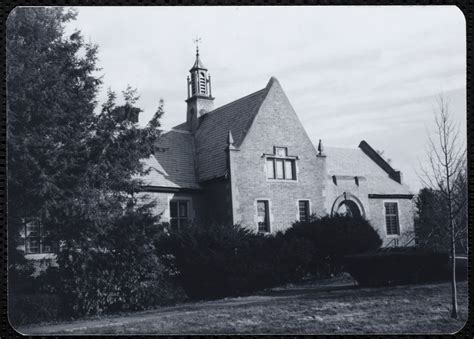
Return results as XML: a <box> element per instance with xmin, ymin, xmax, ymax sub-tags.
<box><xmin>227</xmin><ymin>130</ymin><xmax>236</xmax><ymax>150</ymax></box>
<box><xmin>193</xmin><ymin>36</ymin><xmax>201</xmax><ymax>55</ymax></box>
<box><xmin>318</xmin><ymin>139</ymin><xmax>325</xmax><ymax>156</ymax></box>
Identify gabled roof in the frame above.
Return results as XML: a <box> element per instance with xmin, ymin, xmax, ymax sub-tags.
<box><xmin>325</xmin><ymin>145</ymin><xmax>412</xmax><ymax>195</ymax></box>
<box><xmin>170</xmin><ymin>79</ymin><xmax>275</xmax><ymax>182</ymax></box>
<box><xmin>145</xmin><ymin>79</ymin><xmax>272</xmax><ymax>187</ymax></box>
<box><xmin>193</xmin><ymin>85</ymin><xmax>270</xmax><ymax>181</ymax></box>
<box><xmin>140</xmin><ymin>130</ymin><xmax>200</xmax><ymax>189</ymax></box>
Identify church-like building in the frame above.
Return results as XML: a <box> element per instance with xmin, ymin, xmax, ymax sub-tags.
<box><xmin>140</xmin><ymin>48</ymin><xmax>415</xmax><ymax>246</ymax></box>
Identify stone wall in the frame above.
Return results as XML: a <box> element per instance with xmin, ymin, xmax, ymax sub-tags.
<box><xmin>229</xmin><ymin>78</ymin><xmax>326</xmax><ymax>233</ymax></box>
<box><xmin>368</xmin><ymin>198</ymin><xmax>415</xmax><ymax>247</ymax></box>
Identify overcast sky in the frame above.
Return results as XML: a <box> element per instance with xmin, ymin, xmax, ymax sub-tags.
<box><xmin>68</xmin><ymin>6</ymin><xmax>466</xmax><ymax>192</ymax></box>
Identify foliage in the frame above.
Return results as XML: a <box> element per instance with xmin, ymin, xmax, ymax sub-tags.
<box><xmin>7</xmin><ymin>7</ymin><xmax>99</xmax><ymax>238</ymax></box>
<box><xmin>344</xmin><ymin>248</ymin><xmax>467</xmax><ymax>287</ymax></box>
<box><xmin>7</xmin><ymin>7</ymin><xmax>174</xmax><ymax>317</ymax></box>
<box><xmin>157</xmin><ymin>215</ymin><xmax>381</xmax><ymax>300</ymax></box>
<box><xmin>156</xmin><ymin>223</ymin><xmax>312</xmax><ymax>299</ymax></box>
<box><xmin>415</xmin><ymin>186</ymin><xmax>467</xmax><ymax>254</ymax></box>
<box><xmin>284</xmin><ymin>215</ymin><xmax>383</xmax><ymax>277</ymax></box>
<box><xmin>56</xmin><ymin>204</ymin><xmax>186</xmax><ymax>316</ymax></box>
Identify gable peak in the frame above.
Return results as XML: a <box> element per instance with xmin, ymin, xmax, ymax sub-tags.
<box><xmin>266</xmin><ymin>76</ymin><xmax>281</xmax><ymax>89</ymax></box>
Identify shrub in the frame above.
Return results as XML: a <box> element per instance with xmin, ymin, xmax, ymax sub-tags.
<box><xmin>344</xmin><ymin>249</ymin><xmax>467</xmax><ymax>286</ymax></box>
<box><xmin>157</xmin><ymin>216</ymin><xmax>383</xmax><ymax>299</ymax></box>
<box><xmin>54</xmin><ymin>209</ymin><xmax>186</xmax><ymax>317</ymax></box>
<box><xmin>284</xmin><ymin>215</ymin><xmax>383</xmax><ymax>277</ymax></box>
<box><xmin>156</xmin><ymin>223</ymin><xmax>308</xmax><ymax>299</ymax></box>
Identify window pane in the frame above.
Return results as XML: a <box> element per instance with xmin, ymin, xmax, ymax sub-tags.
<box><xmin>257</xmin><ymin>201</ymin><xmax>269</xmax><ymax>233</ymax></box>
<box><xmin>257</xmin><ymin>201</ymin><xmax>266</xmax><ymax>217</ymax></box>
<box><xmin>180</xmin><ymin>218</ymin><xmax>188</xmax><ymax>228</ymax></box>
<box><xmin>42</xmin><ymin>241</ymin><xmax>52</xmax><ymax>253</ymax></box>
<box><xmin>26</xmin><ymin>220</ymin><xmax>39</xmax><ymax>237</ymax></box>
<box><xmin>276</xmin><ymin>159</ymin><xmax>284</xmax><ymax>179</ymax></box>
<box><xmin>179</xmin><ymin>201</ymin><xmax>188</xmax><ymax>217</ymax></box>
<box><xmin>285</xmin><ymin>160</ymin><xmax>295</xmax><ymax>180</ymax></box>
<box><xmin>385</xmin><ymin>203</ymin><xmax>399</xmax><ymax>235</ymax></box>
<box><xmin>170</xmin><ymin>201</ymin><xmax>178</xmax><ymax>218</ymax></box>
<box><xmin>26</xmin><ymin>239</ymin><xmax>39</xmax><ymax>254</ymax></box>
<box><xmin>266</xmin><ymin>159</ymin><xmax>275</xmax><ymax>179</ymax></box>
<box><xmin>275</xmin><ymin>147</ymin><xmax>287</xmax><ymax>157</ymax></box>
<box><xmin>299</xmin><ymin>201</ymin><xmax>309</xmax><ymax>221</ymax></box>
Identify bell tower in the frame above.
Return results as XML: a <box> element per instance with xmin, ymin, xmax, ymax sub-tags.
<box><xmin>186</xmin><ymin>39</ymin><xmax>214</xmax><ymax>133</ymax></box>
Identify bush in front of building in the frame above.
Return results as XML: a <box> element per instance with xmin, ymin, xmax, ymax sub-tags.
<box><xmin>343</xmin><ymin>249</ymin><xmax>449</xmax><ymax>286</ymax></box>
<box><xmin>284</xmin><ymin>214</ymin><xmax>383</xmax><ymax>277</ymax></box>
<box><xmin>156</xmin><ymin>216</ymin><xmax>383</xmax><ymax>299</ymax></box>
<box><xmin>344</xmin><ymin>248</ymin><xmax>467</xmax><ymax>286</ymax></box>
<box><xmin>52</xmin><ymin>209</ymin><xmax>186</xmax><ymax>318</ymax></box>
<box><xmin>156</xmin><ymin>223</ymin><xmax>314</xmax><ymax>299</ymax></box>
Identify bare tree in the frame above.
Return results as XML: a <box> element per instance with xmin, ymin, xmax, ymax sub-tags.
<box><xmin>419</xmin><ymin>94</ymin><xmax>466</xmax><ymax>319</ymax></box>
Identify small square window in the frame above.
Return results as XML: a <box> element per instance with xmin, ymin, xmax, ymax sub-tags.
<box><xmin>24</xmin><ymin>219</ymin><xmax>54</xmax><ymax>254</ymax></box>
<box><xmin>170</xmin><ymin>200</ymin><xmax>189</xmax><ymax>229</ymax></box>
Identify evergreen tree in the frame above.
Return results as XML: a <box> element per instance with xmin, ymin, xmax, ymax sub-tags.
<box><xmin>7</xmin><ymin>7</ymin><xmax>100</xmax><ymax>269</ymax></box>
<box><xmin>7</xmin><ymin>7</ymin><xmax>168</xmax><ymax>314</ymax></box>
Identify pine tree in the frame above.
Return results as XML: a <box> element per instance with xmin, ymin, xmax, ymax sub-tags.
<box><xmin>7</xmin><ymin>7</ymin><xmax>167</xmax><ymax>313</ymax></box>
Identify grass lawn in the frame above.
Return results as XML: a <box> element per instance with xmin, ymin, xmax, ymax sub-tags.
<box><xmin>17</xmin><ymin>278</ymin><xmax>468</xmax><ymax>335</ymax></box>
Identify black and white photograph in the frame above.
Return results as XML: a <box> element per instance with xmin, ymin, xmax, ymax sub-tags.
<box><xmin>6</xmin><ymin>5</ymin><xmax>468</xmax><ymax>335</ymax></box>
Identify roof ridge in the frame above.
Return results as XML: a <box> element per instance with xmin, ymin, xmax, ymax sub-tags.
<box><xmin>170</xmin><ymin>87</ymin><xmax>268</xmax><ymax>131</ymax></box>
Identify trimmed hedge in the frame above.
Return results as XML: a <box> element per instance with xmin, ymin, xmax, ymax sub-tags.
<box><xmin>157</xmin><ymin>216</ymin><xmax>382</xmax><ymax>299</ymax></box>
<box><xmin>285</xmin><ymin>215</ymin><xmax>383</xmax><ymax>277</ymax></box>
<box><xmin>344</xmin><ymin>249</ymin><xmax>467</xmax><ymax>286</ymax></box>
<box><xmin>156</xmin><ymin>223</ymin><xmax>315</xmax><ymax>299</ymax></box>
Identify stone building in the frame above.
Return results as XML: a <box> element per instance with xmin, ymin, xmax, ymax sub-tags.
<box><xmin>139</xmin><ymin>49</ymin><xmax>415</xmax><ymax>247</ymax></box>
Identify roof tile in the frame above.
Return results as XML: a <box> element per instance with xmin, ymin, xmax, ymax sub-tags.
<box><xmin>140</xmin><ymin>130</ymin><xmax>200</xmax><ymax>189</ymax></box>
<box><xmin>193</xmin><ymin>87</ymin><xmax>269</xmax><ymax>181</ymax></box>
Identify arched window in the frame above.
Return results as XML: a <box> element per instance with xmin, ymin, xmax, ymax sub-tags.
<box><xmin>199</xmin><ymin>72</ymin><xmax>207</xmax><ymax>94</ymax></box>
<box><xmin>191</xmin><ymin>73</ymin><xmax>197</xmax><ymax>95</ymax></box>
<box><xmin>330</xmin><ymin>192</ymin><xmax>366</xmax><ymax>219</ymax></box>
<box><xmin>336</xmin><ymin>200</ymin><xmax>361</xmax><ymax>218</ymax></box>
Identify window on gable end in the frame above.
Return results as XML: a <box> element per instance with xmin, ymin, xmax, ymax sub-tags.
<box><xmin>265</xmin><ymin>146</ymin><xmax>297</xmax><ymax>181</ymax></box>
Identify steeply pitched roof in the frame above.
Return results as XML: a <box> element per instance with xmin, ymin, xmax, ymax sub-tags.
<box><xmin>140</xmin><ymin>130</ymin><xmax>200</xmax><ymax>189</ymax></box>
<box><xmin>325</xmin><ymin>146</ymin><xmax>412</xmax><ymax>195</ymax></box>
<box><xmin>193</xmin><ymin>84</ymin><xmax>271</xmax><ymax>181</ymax></box>
<box><xmin>190</xmin><ymin>53</ymin><xmax>207</xmax><ymax>71</ymax></box>
<box><xmin>145</xmin><ymin>79</ymin><xmax>272</xmax><ymax>187</ymax></box>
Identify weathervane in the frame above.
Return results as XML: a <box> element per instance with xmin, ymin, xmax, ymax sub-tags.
<box><xmin>193</xmin><ymin>36</ymin><xmax>202</xmax><ymax>55</ymax></box>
